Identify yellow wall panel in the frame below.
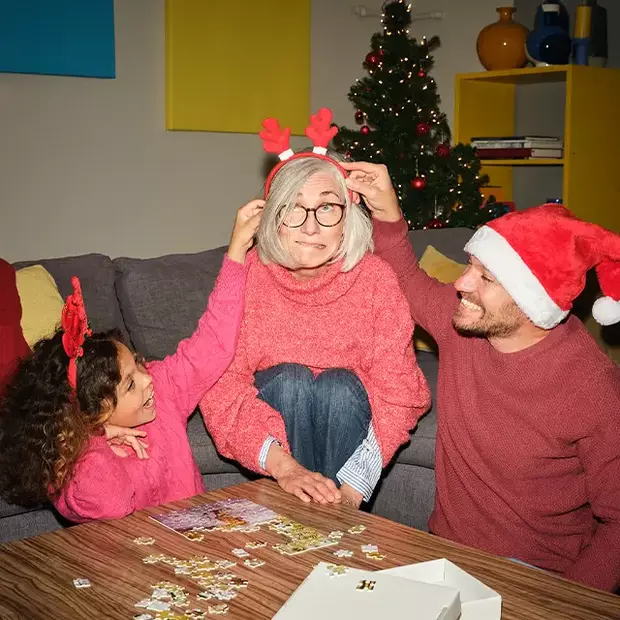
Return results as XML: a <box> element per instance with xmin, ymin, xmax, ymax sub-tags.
<box><xmin>166</xmin><ymin>0</ymin><xmax>310</xmax><ymax>134</ymax></box>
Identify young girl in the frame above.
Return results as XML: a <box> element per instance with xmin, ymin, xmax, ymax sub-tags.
<box><xmin>0</xmin><ymin>200</ymin><xmax>263</xmax><ymax>523</ymax></box>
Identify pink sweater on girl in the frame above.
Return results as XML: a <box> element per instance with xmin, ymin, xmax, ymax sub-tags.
<box><xmin>53</xmin><ymin>257</ymin><xmax>246</xmax><ymax>523</ymax></box>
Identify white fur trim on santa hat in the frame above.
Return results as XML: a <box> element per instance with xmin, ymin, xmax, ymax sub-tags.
<box><xmin>592</xmin><ymin>296</ymin><xmax>620</xmax><ymax>326</ymax></box>
<box><xmin>464</xmin><ymin>226</ymin><xmax>569</xmax><ymax>329</ymax></box>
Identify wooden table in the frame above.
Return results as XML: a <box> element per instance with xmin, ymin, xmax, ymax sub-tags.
<box><xmin>0</xmin><ymin>479</ymin><xmax>618</xmax><ymax>619</ymax></box>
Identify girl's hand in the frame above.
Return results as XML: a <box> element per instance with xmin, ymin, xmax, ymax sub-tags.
<box><xmin>227</xmin><ymin>199</ymin><xmax>265</xmax><ymax>264</ymax></box>
<box><xmin>104</xmin><ymin>424</ymin><xmax>149</xmax><ymax>459</ymax></box>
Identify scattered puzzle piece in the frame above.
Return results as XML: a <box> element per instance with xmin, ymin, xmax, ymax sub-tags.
<box><xmin>333</xmin><ymin>549</ymin><xmax>353</xmax><ymax>558</ymax></box>
<box><xmin>245</xmin><ymin>541</ymin><xmax>267</xmax><ymax>549</ymax></box>
<box><xmin>133</xmin><ymin>536</ymin><xmax>156</xmax><ymax>545</ymax></box>
<box><xmin>231</xmin><ymin>548</ymin><xmax>250</xmax><ymax>558</ymax></box>
<box><xmin>361</xmin><ymin>544</ymin><xmax>378</xmax><ymax>553</ymax></box>
<box><xmin>146</xmin><ymin>599</ymin><xmax>171</xmax><ymax>612</ymax></box>
<box><xmin>326</xmin><ymin>564</ymin><xmax>349</xmax><ymax>577</ymax></box>
<box><xmin>133</xmin><ymin>614</ymin><xmax>154</xmax><ymax>620</ymax></box>
<box><xmin>208</xmin><ymin>603</ymin><xmax>230</xmax><ymax>615</ymax></box>
<box><xmin>185</xmin><ymin>531</ymin><xmax>204</xmax><ymax>542</ymax></box>
<box><xmin>348</xmin><ymin>525</ymin><xmax>366</xmax><ymax>535</ymax></box>
<box><xmin>243</xmin><ymin>558</ymin><xmax>265</xmax><ymax>569</ymax></box>
<box><xmin>328</xmin><ymin>531</ymin><xmax>344</xmax><ymax>539</ymax></box>
<box><xmin>72</xmin><ymin>578</ymin><xmax>91</xmax><ymax>588</ymax></box>
<box><xmin>365</xmin><ymin>551</ymin><xmax>386</xmax><ymax>561</ymax></box>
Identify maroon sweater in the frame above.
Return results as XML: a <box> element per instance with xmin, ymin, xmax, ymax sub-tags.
<box><xmin>374</xmin><ymin>218</ymin><xmax>620</xmax><ymax>592</ymax></box>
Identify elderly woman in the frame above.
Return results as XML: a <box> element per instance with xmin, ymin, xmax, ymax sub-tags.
<box><xmin>200</xmin><ymin>111</ymin><xmax>430</xmax><ymax>508</ymax></box>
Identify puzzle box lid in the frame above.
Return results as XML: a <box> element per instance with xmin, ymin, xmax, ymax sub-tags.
<box><xmin>273</xmin><ymin>561</ymin><xmax>461</xmax><ymax>620</ymax></box>
<box><xmin>381</xmin><ymin>558</ymin><xmax>502</xmax><ymax>620</ymax></box>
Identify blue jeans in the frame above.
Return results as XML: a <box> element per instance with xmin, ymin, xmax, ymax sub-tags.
<box><xmin>255</xmin><ymin>363</ymin><xmax>372</xmax><ymax>484</ymax></box>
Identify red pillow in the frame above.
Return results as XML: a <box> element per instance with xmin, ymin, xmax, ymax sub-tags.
<box><xmin>0</xmin><ymin>259</ymin><xmax>31</xmax><ymax>398</ymax></box>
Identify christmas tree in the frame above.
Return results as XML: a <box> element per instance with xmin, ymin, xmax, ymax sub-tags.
<box><xmin>336</xmin><ymin>0</ymin><xmax>505</xmax><ymax>229</ymax></box>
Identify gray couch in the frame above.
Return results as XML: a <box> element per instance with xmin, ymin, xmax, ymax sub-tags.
<box><xmin>2</xmin><ymin>228</ymin><xmax>474</xmax><ymax>544</ymax></box>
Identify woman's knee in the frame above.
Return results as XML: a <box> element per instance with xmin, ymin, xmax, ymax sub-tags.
<box><xmin>255</xmin><ymin>363</ymin><xmax>314</xmax><ymax>410</ymax></box>
<box><xmin>314</xmin><ymin>369</ymin><xmax>371</xmax><ymax>423</ymax></box>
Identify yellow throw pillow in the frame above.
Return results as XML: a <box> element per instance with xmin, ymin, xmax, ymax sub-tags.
<box><xmin>415</xmin><ymin>245</ymin><xmax>466</xmax><ymax>352</ymax></box>
<box><xmin>15</xmin><ymin>265</ymin><xmax>64</xmax><ymax>348</ymax></box>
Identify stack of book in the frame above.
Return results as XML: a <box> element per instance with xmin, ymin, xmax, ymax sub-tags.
<box><xmin>471</xmin><ymin>136</ymin><xmax>563</xmax><ymax>159</ymax></box>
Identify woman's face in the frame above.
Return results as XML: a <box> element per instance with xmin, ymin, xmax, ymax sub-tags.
<box><xmin>278</xmin><ymin>172</ymin><xmax>345</xmax><ymax>279</ymax></box>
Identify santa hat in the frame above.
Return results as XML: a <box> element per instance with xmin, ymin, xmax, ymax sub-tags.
<box><xmin>464</xmin><ymin>204</ymin><xmax>620</xmax><ymax>329</ymax></box>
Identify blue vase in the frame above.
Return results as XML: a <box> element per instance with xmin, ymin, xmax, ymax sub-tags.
<box><xmin>526</xmin><ymin>1</ymin><xmax>572</xmax><ymax>66</ymax></box>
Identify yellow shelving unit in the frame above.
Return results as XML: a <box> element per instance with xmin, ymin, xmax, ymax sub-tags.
<box><xmin>454</xmin><ymin>66</ymin><xmax>620</xmax><ymax>232</ymax></box>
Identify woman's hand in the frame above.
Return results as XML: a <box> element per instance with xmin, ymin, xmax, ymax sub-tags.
<box><xmin>265</xmin><ymin>444</ymin><xmax>341</xmax><ymax>505</ymax></box>
<box><xmin>227</xmin><ymin>199</ymin><xmax>265</xmax><ymax>264</ymax></box>
<box><xmin>104</xmin><ymin>424</ymin><xmax>149</xmax><ymax>459</ymax></box>
<box><xmin>340</xmin><ymin>161</ymin><xmax>402</xmax><ymax>223</ymax></box>
<box><xmin>340</xmin><ymin>483</ymin><xmax>363</xmax><ymax>509</ymax></box>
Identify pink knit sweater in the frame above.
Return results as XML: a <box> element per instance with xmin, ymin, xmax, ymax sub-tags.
<box><xmin>200</xmin><ymin>250</ymin><xmax>430</xmax><ymax>474</ymax></box>
<box><xmin>374</xmin><ymin>218</ymin><xmax>620</xmax><ymax>592</ymax></box>
<box><xmin>53</xmin><ymin>257</ymin><xmax>246</xmax><ymax>523</ymax></box>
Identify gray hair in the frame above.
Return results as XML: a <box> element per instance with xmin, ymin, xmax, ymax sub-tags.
<box><xmin>257</xmin><ymin>150</ymin><xmax>373</xmax><ymax>272</ymax></box>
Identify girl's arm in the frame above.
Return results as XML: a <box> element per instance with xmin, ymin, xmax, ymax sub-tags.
<box><xmin>148</xmin><ymin>201</ymin><xmax>263</xmax><ymax>420</ymax></box>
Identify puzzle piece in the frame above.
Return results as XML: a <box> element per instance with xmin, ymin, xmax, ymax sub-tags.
<box><xmin>133</xmin><ymin>614</ymin><xmax>154</xmax><ymax>620</ymax></box>
<box><xmin>356</xmin><ymin>579</ymin><xmax>376</xmax><ymax>591</ymax></box>
<box><xmin>245</xmin><ymin>541</ymin><xmax>267</xmax><ymax>549</ymax></box>
<box><xmin>133</xmin><ymin>536</ymin><xmax>156</xmax><ymax>545</ymax></box>
<box><xmin>243</xmin><ymin>558</ymin><xmax>265</xmax><ymax>569</ymax></box>
<box><xmin>333</xmin><ymin>549</ymin><xmax>353</xmax><ymax>558</ymax></box>
<box><xmin>326</xmin><ymin>564</ymin><xmax>349</xmax><ymax>577</ymax></box>
<box><xmin>328</xmin><ymin>531</ymin><xmax>344</xmax><ymax>539</ymax></box>
<box><xmin>365</xmin><ymin>551</ymin><xmax>386</xmax><ymax>561</ymax></box>
<box><xmin>185</xmin><ymin>531</ymin><xmax>204</xmax><ymax>542</ymax></box>
<box><xmin>348</xmin><ymin>525</ymin><xmax>366</xmax><ymax>535</ymax></box>
<box><xmin>231</xmin><ymin>548</ymin><xmax>250</xmax><ymax>558</ymax></box>
<box><xmin>208</xmin><ymin>603</ymin><xmax>230</xmax><ymax>615</ymax></box>
<box><xmin>145</xmin><ymin>599</ymin><xmax>171</xmax><ymax>612</ymax></box>
<box><xmin>361</xmin><ymin>544</ymin><xmax>378</xmax><ymax>553</ymax></box>
<box><xmin>72</xmin><ymin>578</ymin><xmax>91</xmax><ymax>588</ymax></box>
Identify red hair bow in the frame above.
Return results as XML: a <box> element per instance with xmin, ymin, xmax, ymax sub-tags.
<box><xmin>61</xmin><ymin>276</ymin><xmax>92</xmax><ymax>391</ymax></box>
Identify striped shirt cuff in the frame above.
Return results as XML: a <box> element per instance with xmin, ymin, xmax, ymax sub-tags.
<box><xmin>336</xmin><ymin>424</ymin><xmax>382</xmax><ymax>503</ymax></box>
<box><xmin>258</xmin><ymin>435</ymin><xmax>280</xmax><ymax>471</ymax></box>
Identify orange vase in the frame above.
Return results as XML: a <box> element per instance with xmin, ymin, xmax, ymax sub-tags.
<box><xmin>476</xmin><ymin>7</ymin><xmax>529</xmax><ymax>71</ymax></box>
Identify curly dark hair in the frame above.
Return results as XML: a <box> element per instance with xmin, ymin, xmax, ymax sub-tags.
<box><xmin>0</xmin><ymin>329</ymin><xmax>124</xmax><ymax>507</ymax></box>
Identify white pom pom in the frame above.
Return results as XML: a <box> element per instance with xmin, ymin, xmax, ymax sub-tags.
<box><xmin>592</xmin><ymin>296</ymin><xmax>620</xmax><ymax>326</ymax></box>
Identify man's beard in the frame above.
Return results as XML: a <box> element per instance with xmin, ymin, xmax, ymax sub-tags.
<box><xmin>452</xmin><ymin>296</ymin><xmax>526</xmax><ymax>338</ymax></box>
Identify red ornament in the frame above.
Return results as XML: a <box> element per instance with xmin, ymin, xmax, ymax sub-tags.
<box><xmin>360</xmin><ymin>125</ymin><xmax>370</xmax><ymax>135</ymax></box>
<box><xmin>416</xmin><ymin>122</ymin><xmax>431</xmax><ymax>136</ymax></box>
<box><xmin>365</xmin><ymin>51</ymin><xmax>381</xmax><ymax>68</ymax></box>
<box><xmin>354</xmin><ymin>110</ymin><xmax>365</xmax><ymax>124</ymax></box>
<box><xmin>410</xmin><ymin>176</ymin><xmax>427</xmax><ymax>190</ymax></box>
<box><xmin>427</xmin><ymin>218</ymin><xmax>444</xmax><ymax>229</ymax></box>
<box><xmin>345</xmin><ymin>151</ymin><xmax>352</xmax><ymax>159</ymax></box>
<box><xmin>435</xmin><ymin>143</ymin><xmax>451</xmax><ymax>158</ymax></box>
<box><xmin>417</xmin><ymin>70</ymin><xmax>426</xmax><ymax>78</ymax></box>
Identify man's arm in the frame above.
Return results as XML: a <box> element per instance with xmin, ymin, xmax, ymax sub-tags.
<box><xmin>342</xmin><ymin>161</ymin><xmax>458</xmax><ymax>343</ymax></box>
<box><xmin>564</xmin><ymin>378</ymin><xmax>620</xmax><ymax>591</ymax></box>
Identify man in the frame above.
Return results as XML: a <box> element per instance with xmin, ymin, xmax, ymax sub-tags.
<box><xmin>342</xmin><ymin>161</ymin><xmax>620</xmax><ymax>592</ymax></box>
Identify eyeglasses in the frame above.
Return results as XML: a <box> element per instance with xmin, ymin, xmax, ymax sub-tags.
<box><xmin>280</xmin><ymin>203</ymin><xmax>345</xmax><ymax>228</ymax></box>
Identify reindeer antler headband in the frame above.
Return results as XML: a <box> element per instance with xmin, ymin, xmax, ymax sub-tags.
<box><xmin>61</xmin><ymin>276</ymin><xmax>92</xmax><ymax>392</ymax></box>
<box><xmin>260</xmin><ymin>107</ymin><xmax>353</xmax><ymax>201</ymax></box>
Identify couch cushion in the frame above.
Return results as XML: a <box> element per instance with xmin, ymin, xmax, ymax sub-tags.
<box><xmin>408</xmin><ymin>228</ymin><xmax>472</xmax><ymax>264</ymax></box>
<box><xmin>395</xmin><ymin>350</ymin><xmax>438</xmax><ymax>469</ymax></box>
<box><xmin>12</xmin><ymin>254</ymin><xmax>126</xmax><ymax>338</ymax></box>
<box><xmin>114</xmin><ymin>247</ymin><xmax>228</xmax><ymax>360</ymax></box>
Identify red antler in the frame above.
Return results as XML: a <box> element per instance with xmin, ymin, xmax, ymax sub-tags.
<box><xmin>260</xmin><ymin>118</ymin><xmax>292</xmax><ymax>157</ymax></box>
<box><xmin>305</xmin><ymin>108</ymin><xmax>338</xmax><ymax>149</ymax></box>
<box><xmin>61</xmin><ymin>276</ymin><xmax>92</xmax><ymax>391</ymax></box>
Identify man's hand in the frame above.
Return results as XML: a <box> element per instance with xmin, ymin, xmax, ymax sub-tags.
<box><xmin>265</xmin><ymin>444</ymin><xmax>341</xmax><ymax>505</ymax></box>
<box><xmin>340</xmin><ymin>483</ymin><xmax>363</xmax><ymax>509</ymax></box>
<box><xmin>227</xmin><ymin>199</ymin><xmax>265</xmax><ymax>264</ymax></box>
<box><xmin>341</xmin><ymin>161</ymin><xmax>402</xmax><ymax>223</ymax></box>
<box><xmin>104</xmin><ymin>424</ymin><xmax>149</xmax><ymax>459</ymax></box>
